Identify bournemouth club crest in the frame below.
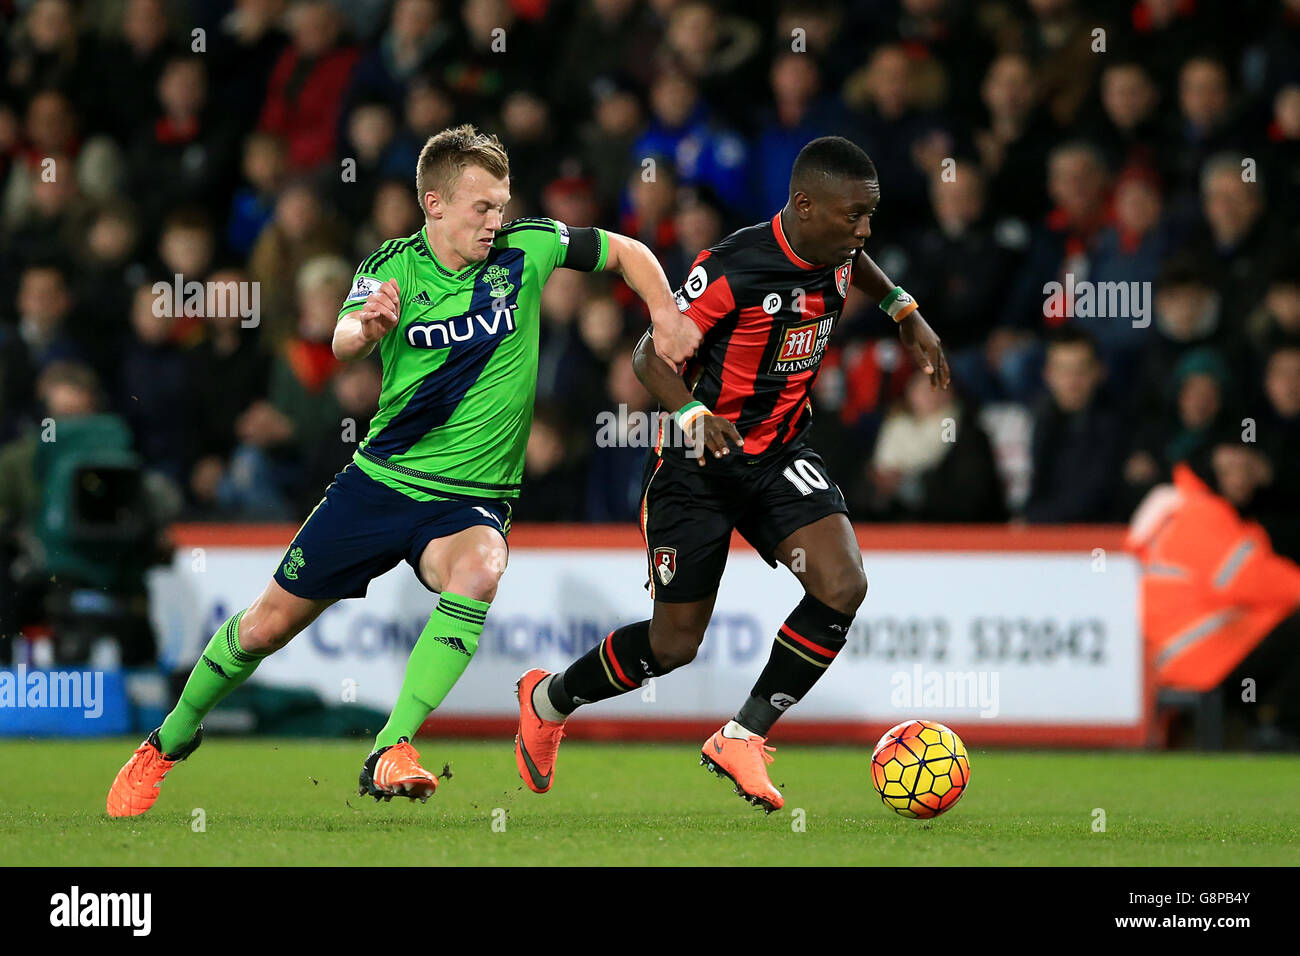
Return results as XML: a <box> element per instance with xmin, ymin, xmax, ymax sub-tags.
<box><xmin>654</xmin><ymin>547</ymin><xmax>677</xmax><ymax>586</ymax></box>
<box><xmin>835</xmin><ymin>261</ymin><xmax>852</xmax><ymax>298</ymax></box>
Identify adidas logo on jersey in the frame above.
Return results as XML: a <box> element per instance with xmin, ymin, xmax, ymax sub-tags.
<box><xmin>412</xmin><ymin>290</ymin><xmax>432</xmax><ymax>305</ymax></box>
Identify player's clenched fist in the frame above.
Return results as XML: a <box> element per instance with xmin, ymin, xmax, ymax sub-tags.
<box><xmin>359</xmin><ymin>278</ymin><xmax>401</xmax><ymax>343</ymax></box>
<box><xmin>689</xmin><ymin>414</ymin><xmax>744</xmax><ymax>466</ymax></box>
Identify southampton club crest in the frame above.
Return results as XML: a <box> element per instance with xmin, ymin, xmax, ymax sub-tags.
<box><xmin>653</xmin><ymin>547</ymin><xmax>677</xmax><ymax>586</ymax></box>
<box><xmin>482</xmin><ymin>264</ymin><xmax>514</xmax><ymax>300</ymax></box>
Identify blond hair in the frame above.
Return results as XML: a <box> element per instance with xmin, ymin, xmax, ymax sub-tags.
<box><xmin>416</xmin><ymin>124</ymin><xmax>510</xmax><ymax>211</ymax></box>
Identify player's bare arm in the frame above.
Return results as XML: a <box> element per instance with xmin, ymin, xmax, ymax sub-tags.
<box><xmin>850</xmin><ymin>251</ymin><xmax>950</xmax><ymax>389</ymax></box>
<box><xmin>632</xmin><ymin>330</ymin><xmax>741</xmax><ymax>464</ymax></box>
<box><xmin>333</xmin><ymin>278</ymin><xmax>400</xmax><ymax>361</ymax></box>
<box><xmin>603</xmin><ymin>232</ymin><xmax>702</xmax><ymax>366</ymax></box>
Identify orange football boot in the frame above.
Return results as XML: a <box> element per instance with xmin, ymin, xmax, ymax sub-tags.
<box><xmin>359</xmin><ymin>737</ymin><xmax>439</xmax><ymax>802</ymax></box>
<box><xmin>106</xmin><ymin>726</ymin><xmax>203</xmax><ymax>818</ymax></box>
<box><xmin>515</xmin><ymin>668</ymin><xmax>566</xmax><ymax>793</ymax></box>
<box><xmin>701</xmin><ymin>721</ymin><xmax>784</xmax><ymax>813</ymax></box>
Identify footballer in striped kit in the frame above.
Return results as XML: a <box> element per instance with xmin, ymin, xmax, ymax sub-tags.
<box><xmin>516</xmin><ymin>137</ymin><xmax>950</xmax><ymax>813</ymax></box>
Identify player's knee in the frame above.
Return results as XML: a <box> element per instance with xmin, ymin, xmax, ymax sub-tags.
<box><xmin>817</xmin><ymin>566</ymin><xmax>868</xmax><ymax>616</ymax></box>
<box><xmin>445</xmin><ymin>556</ymin><xmax>503</xmax><ymax>603</ymax></box>
<box><xmin>239</xmin><ymin>604</ymin><xmax>297</xmax><ymax>654</ymax></box>
<box><xmin>649</xmin><ymin>625</ymin><xmax>704</xmax><ymax>671</ymax></box>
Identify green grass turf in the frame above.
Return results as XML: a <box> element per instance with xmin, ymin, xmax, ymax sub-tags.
<box><xmin>1</xmin><ymin>738</ymin><xmax>1298</xmax><ymax>866</ymax></box>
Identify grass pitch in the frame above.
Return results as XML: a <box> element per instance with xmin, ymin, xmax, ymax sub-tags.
<box><xmin>2</xmin><ymin>737</ymin><xmax>1298</xmax><ymax>866</ymax></box>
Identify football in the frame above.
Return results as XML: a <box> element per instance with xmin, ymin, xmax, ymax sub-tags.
<box><xmin>871</xmin><ymin>719</ymin><xmax>971</xmax><ymax>819</ymax></box>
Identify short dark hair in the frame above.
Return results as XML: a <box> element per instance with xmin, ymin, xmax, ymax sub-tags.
<box><xmin>1045</xmin><ymin>324</ymin><xmax>1101</xmax><ymax>360</ymax></box>
<box><xmin>790</xmin><ymin>137</ymin><xmax>877</xmax><ymax>198</ymax></box>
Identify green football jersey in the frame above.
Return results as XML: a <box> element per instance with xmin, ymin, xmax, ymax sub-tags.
<box><xmin>338</xmin><ymin>218</ymin><xmax>609</xmax><ymax>501</ymax></box>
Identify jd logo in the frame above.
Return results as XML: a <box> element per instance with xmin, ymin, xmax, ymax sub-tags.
<box><xmin>282</xmin><ymin>546</ymin><xmax>305</xmax><ymax>580</ymax></box>
<box><xmin>483</xmin><ymin>264</ymin><xmax>514</xmax><ymax>299</ymax></box>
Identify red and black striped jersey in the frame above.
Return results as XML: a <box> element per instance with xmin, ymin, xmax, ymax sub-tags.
<box><xmin>655</xmin><ymin>212</ymin><xmax>853</xmax><ymax>464</ymax></box>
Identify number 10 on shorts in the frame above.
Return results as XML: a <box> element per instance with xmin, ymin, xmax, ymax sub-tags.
<box><xmin>783</xmin><ymin>459</ymin><xmax>829</xmax><ymax>496</ymax></box>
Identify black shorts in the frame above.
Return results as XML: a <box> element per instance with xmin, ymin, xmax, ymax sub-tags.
<box><xmin>273</xmin><ymin>462</ymin><xmax>511</xmax><ymax>600</ymax></box>
<box><xmin>638</xmin><ymin>440</ymin><xmax>849</xmax><ymax>603</ymax></box>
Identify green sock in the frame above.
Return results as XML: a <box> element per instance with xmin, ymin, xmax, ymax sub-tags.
<box><xmin>374</xmin><ymin>592</ymin><xmax>489</xmax><ymax>749</ymax></box>
<box><xmin>158</xmin><ymin>610</ymin><xmax>266</xmax><ymax>754</ymax></box>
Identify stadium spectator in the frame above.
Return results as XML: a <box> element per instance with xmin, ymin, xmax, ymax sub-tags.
<box><xmin>12</xmin><ymin>263</ymin><xmax>84</xmax><ymax>373</ymax></box>
<box><xmin>541</xmin><ymin>175</ymin><xmax>599</xmax><ymax>230</ymax></box>
<box><xmin>188</xmin><ymin>267</ymin><xmax>272</xmax><ymax>513</ymax></box>
<box><xmin>634</xmin><ymin>71</ymin><xmax>752</xmax><ymax>214</ymax></box>
<box><xmin>657</xmin><ymin>0</ymin><xmax>762</xmax><ymax>127</ymax></box>
<box><xmin>258</xmin><ymin>0</ymin><xmax>360</xmax><ymax>170</ymax></box>
<box><xmin>332</xmin><ymin>99</ymin><xmax>403</xmax><ymax>221</ymax></box>
<box><xmin>578</xmin><ymin>76</ymin><xmax>646</xmax><ymax>216</ymax></box>
<box><xmin>551</xmin><ymin>0</ymin><xmax>661</xmax><ymax>125</ymax></box>
<box><xmin>498</xmin><ymin>91</ymin><xmax>557</xmax><ymax>211</ymax></box>
<box><xmin>127</xmin><ymin>56</ymin><xmax>237</xmax><ymax>233</ymax></box>
<box><xmin>842</xmin><ymin>44</ymin><xmax>954</xmax><ymax>235</ymax></box>
<box><xmin>1023</xmin><ymin>327</ymin><xmax>1124</xmax><ymax>522</ymax></box>
<box><xmin>662</xmin><ymin>187</ymin><xmax>724</xmax><ymax>289</ymax></box>
<box><xmin>0</xmin><ymin>360</ymin><xmax>105</xmax><ymax>531</ymax></box>
<box><xmin>341</xmin><ymin>0</ymin><xmax>452</xmax><ymax>119</ymax></box>
<box><xmin>1165</xmin><ymin>56</ymin><xmax>1247</xmax><ymax>201</ymax></box>
<box><xmin>120</xmin><ymin>283</ymin><xmax>197</xmax><ymax>488</ymax></box>
<box><xmin>753</xmin><ymin>54</ymin><xmax>853</xmax><ymax>216</ymax></box>
<box><xmin>293</xmin><ymin>357</ymin><xmax>382</xmax><ymax>517</ymax></box>
<box><xmin>76</xmin><ymin>201</ymin><xmax>146</xmax><ymax>380</ymax></box>
<box><xmin>973</xmin><ymin>52</ymin><xmax>1055</xmax><ymax>227</ymax></box>
<box><xmin>1086</xmin><ymin>59</ymin><xmax>1165</xmax><ymax>176</ymax></box>
<box><xmin>536</xmin><ymin>267</ymin><xmax>603</xmax><ymax>421</ymax></box>
<box><xmin>219</xmin><ymin>255</ymin><xmax>350</xmax><ymax>518</ymax></box>
<box><xmin>1262</xmin><ymin>83</ymin><xmax>1300</xmax><ymax>228</ymax></box>
<box><xmin>437</xmin><ymin>0</ymin><xmax>541</xmax><ymax>126</ymax></box>
<box><xmin>1122</xmin><ymin>347</ymin><xmax>1238</xmax><ymax>516</ymax></box>
<box><xmin>1021</xmin><ymin>0</ymin><xmax>1109</xmax><ymax>128</ymax></box>
<box><xmin>87</xmin><ymin>0</ymin><xmax>179</xmax><ymax>141</ymax></box>
<box><xmin>248</xmin><ymin>180</ymin><xmax>346</xmax><ymax>348</ymax></box>
<box><xmin>226</xmin><ymin>132</ymin><xmax>289</xmax><ymax>258</ymax></box>
<box><xmin>868</xmin><ymin>370</ymin><xmax>1006</xmax><ymax>522</ymax></box>
<box><xmin>513</xmin><ymin>403</ymin><xmax>584</xmax><ymax>522</ymax></box>
<box><xmin>351</xmin><ymin>176</ymin><xmax>422</xmax><ymax>261</ymax></box>
<box><xmin>585</xmin><ymin>344</ymin><xmax>653</xmax><ymax>522</ymax></box>
<box><xmin>205</xmin><ymin>0</ymin><xmax>289</xmax><ymax>133</ymax></box>
<box><xmin>618</xmin><ymin>158</ymin><xmax>678</xmax><ymax>261</ymax></box>
<box><xmin>1076</xmin><ymin>163</ymin><xmax>1172</xmax><ymax>374</ymax></box>
<box><xmin>907</xmin><ymin>161</ymin><xmax>1019</xmax><ymax>354</ymax></box>
<box><xmin>1247</xmin><ymin>265</ymin><xmax>1300</xmax><ymax>357</ymax></box>
<box><xmin>1257</xmin><ymin>344</ymin><xmax>1300</xmax><ymax>544</ymax></box>
<box><xmin>5</xmin><ymin>0</ymin><xmax>91</xmax><ymax>107</ymax></box>
<box><xmin>1181</xmin><ymin>153</ymin><xmax>1279</xmax><ymax>315</ymax></box>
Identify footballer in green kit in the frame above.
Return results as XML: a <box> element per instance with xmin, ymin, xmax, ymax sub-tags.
<box><xmin>106</xmin><ymin>125</ymin><xmax>702</xmax><ymax>816</ymax></box>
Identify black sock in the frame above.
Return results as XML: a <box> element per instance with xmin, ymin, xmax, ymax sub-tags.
<box><xmin>735</xmin><ymin>593</ymin><xmax>852</xmax><ymax>736</ymax></box>
<box><xmin>548</xmin><ymin>620</ymin><xmax>662</xmax><ymax>715</ymax></box>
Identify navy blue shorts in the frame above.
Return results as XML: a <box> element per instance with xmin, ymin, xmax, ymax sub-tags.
<box><xmin>273</xmin><ymin>462</ymin><xmax>511</xmax><ymax>600</ymax></box>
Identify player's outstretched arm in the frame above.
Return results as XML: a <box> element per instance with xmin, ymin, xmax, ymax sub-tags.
<box><xmin>850</xmin><ymin>251</ymin><xmax>950</xmax><ymax>389</ymax></box>
<box><xmin>602</xmin><ymin>232</ymin><xmax>702</xmax><ymax>366</ymax></box>
<box><xmin>632</xmin><ymin>331</ymin><xmax>742</xmax><ymax>465</ymax></box>
<box><xmin>334</xmin><ymin>278</ymin><xmax>401</xmax><ymax>361</ymax></box>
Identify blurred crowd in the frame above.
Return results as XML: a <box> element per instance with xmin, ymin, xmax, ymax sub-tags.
<box><xmin>0</xmin><ymin>0</ymin><xmax>1298</xmax><ymax>559</ymax></box>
